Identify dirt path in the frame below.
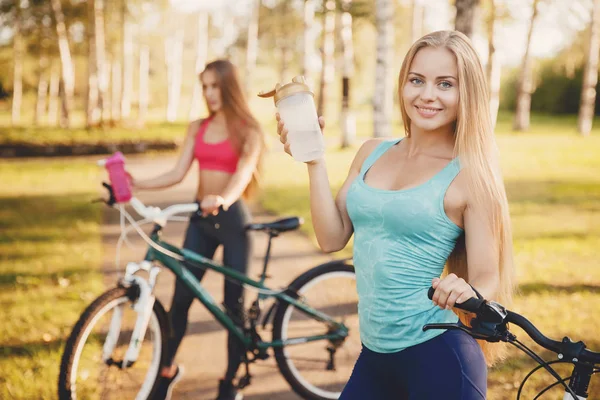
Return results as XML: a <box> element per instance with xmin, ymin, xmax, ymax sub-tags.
<box><xmin>100</xmin><ymin>154</ymin><xmax>336</xmax><ymax>399</ymax></box>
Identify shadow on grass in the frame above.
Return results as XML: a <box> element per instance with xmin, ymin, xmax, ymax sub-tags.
<box><xmin>0</xmin><ymin>338</ymin><xmax>64</xmax><ymax>360</ymax></box>
<box><xmin>518</xmin><ymin>282</ymin><xmax>600</xmax><ymax>296</ymax></box>
<box><xmin>0</xmin><ymin>268</ymin><xmax>99</xmax><ymax>289</ymax></box>
<box><xmin>505</xmin><ymin>180</ymin><xmax>600</xmax><ymax>212</ymax></box>
<box><xmin>0</xmin><ymin>193</ymin><xmax>100</xmax><ymax>244</ymax></box>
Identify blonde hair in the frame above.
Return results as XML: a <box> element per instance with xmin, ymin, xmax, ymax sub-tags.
<box><xmin>398</xmin><ymin>30</ymin><xmax>516</xmax><ymax>366</ymax></box>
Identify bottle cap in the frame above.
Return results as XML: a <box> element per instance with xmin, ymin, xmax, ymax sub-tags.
<box><xmin>258</xmin><ymin>76</ymin><xmax>314</xmax><ymax>105</ymax></box>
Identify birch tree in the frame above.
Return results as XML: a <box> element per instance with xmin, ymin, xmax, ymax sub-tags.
<box><xmin>11</xmin><ymin>2</ymin><xmax>23</xmax><ymax>126</ymax></box>
<box><xmin>455</xmin><ymin>0</ymin><xmax>480</xmax><ymax>38</ymax></box>
<box><xmin>340</xmin><ymin>0</ymin><xmax>355</xmax><ymax>147</ymax></box>
<box><xmin>577</xmin><ymin>0</ymin><xmax>600</xmax><ymax>136</ymax></box>
<box><xmin>317</xmin><ymin>0</ymin><xmax>336</xmax><ymax>117</ymax></box>
<box><xmin>513</xmin><ymin>0</ymin><xmax>540</xmax><ymax>132</ymax></box>
<box><xmin>50</xmin><ymin>0</ymin><xmax>75</xmax><ymax>128</ymax></box>
<box><xmin>373</xmin><ymin>0</ymin><xmax>394</xmax><ymax>137</ymax></box>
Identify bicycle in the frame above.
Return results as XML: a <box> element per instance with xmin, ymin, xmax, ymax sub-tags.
<box><xmin>57</xmin><ymin>182</ymin><xmax>358</xmax><ymax>400</ymax></box>
<box><xmin>424</xmin><ymin>287</ymin><xmax>600</xmax><ymax>399</ymax></box>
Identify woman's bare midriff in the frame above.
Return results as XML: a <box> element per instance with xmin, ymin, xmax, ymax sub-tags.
<box><xmin>196</xmin><ymin>169</ymin><xmax>234</xmax><ymax>201</ymax></box>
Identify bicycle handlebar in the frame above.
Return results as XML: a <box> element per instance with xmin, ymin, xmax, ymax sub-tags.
<box><xmin>427</xmin><ymin>286</ymin><xmax>600</xmax><ymax>365</ymax></box>
<box><xmin>101</xmin><ymin>182</ymin><xmax>198</xmax><ymax>225</ymax></box>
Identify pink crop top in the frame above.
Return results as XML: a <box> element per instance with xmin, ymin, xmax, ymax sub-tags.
<box><xmin>194</xmin><ymin>116</ymin><xmax>239</xmax><ymax>174</ymax></box>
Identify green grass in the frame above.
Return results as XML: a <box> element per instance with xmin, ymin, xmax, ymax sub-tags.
<box><xmin>1</xmin><ymin>111</ymin><xmax>600</xmax><ymax>399</ymax></box>
<box><xmin>260</xmin><ymin>113</ymin><xmax>600</xmax><ymax>399</ymax></box>
<box><xmin>0</xmin><ymin>159</ymin><xmax>104</xmax><ymax>400</ymax></box>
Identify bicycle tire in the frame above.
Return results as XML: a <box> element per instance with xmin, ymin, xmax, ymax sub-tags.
<box><xmin>58</xmin><ymin>286</ymin><xmax>169</xmax><ymax>400</ymax></box>
<box><xmin>272</xmin><ymin>260</ymin><xmax>358</xmax><ymax>400</ymax></box>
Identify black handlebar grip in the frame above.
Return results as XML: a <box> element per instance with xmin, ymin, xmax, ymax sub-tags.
<box><xmin>428</xmin><ymin>286</ymin><xmax>486</xmax><ymax>313</ymax></box>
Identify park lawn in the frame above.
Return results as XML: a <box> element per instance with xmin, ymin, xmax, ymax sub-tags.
<box><xmin>260</xmin><ymin>118</ymin><xmax>600</xmax><ymax>399</ymax></box>
<box><xmin>0</xmin><ymin>159</ymin><xmax>104</xmax><ymax>399</ymax></box>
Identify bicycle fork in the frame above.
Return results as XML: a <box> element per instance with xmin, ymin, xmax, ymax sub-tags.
<box><xmin>102</xmin><ymin>261</ymin><xmax>161</xmax><ymax>369</ymax></box>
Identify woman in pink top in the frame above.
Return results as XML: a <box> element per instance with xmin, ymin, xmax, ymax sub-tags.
<box><xmin>131</xmin><ymin>59</ymin><xmax>265</xmax><ymax>400</ymax></box>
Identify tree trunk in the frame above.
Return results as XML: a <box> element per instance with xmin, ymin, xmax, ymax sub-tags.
<box><xmin>245</xmin><ymin>0</ymin><xmax>260</xmax><ymax>96</ymax></box>
<box><xmin>373</xmin><ymin>0</ymin><xmax>394</xmax><ymax>138</ymax></box>
<box><xmin>50</xmin><ymin>0</ymin><xmax>75</xmax><ymax>128</ymax></box>
<box><xmin>87</xmin><ymin>0</ymin><xmax>100</xmax><ymax>128</ymax></box>
<box><xmin>165</xmin><ymin>28</ymin><xmax>184</xmax><ymax>122</ymax></box>
<box><xmin>189</xmin><ymin>12</ymin><xmax>209</xmax><ymax>121</ymax></box>
<box><xmin>340</xmin><ymin>0</ymin><xmax>355</xmax><ymax>148</ymax></box>
<box><xmin>121</xmin><ymin>2</ymin><xmax>134</xmax><ymax>118</ymax></box>
<box><xmin>317</xmin><ymin>0</ymin><xmax>336</xmax><ymax>117</ymax></box>
<box><xmin>11</xmin><ymin>3</ymin><xmax>23</xmax><ymax>126</ymax></box>
<box><xmin>111</xmin><ymin>60</ymin><xmax>122</xmax><ymax>122</ymax></box>
<box><xmin>577</xmin><ymin>0</ymin><xmax>600</xmax><ymax>136</ymax></box>
<box><xmin>35</xmin><ymin>63</ymin><xmax>49</xmax><ymax>126</ymax></box>
<box><xmin>454</xmin><ymin>0</ymin><xmax>479</xmax><ymax>38</ymax></box>
<box><xmin>138</xmin><ymin>45</ymin><xmax>150</xmax><ymax>125</ymax></box>
<box><xmin>48</xmin><ymin>60</ymin><xmax>61</xmax><ymax>126</ymax></box>
<box><xmin>94</xmin><ymin>0</ymin><xmax>108</xmax><ymax>123</ymax></box>
<box><xmin>486</xmin><ymin>0</ymin><xmax>501</xmax><ymax>129</ymax></box>
<box><xmin>513</xmin><ymin>0</ymin><xmax>539</xmax><ymax>132</ymax></box>
<box><xmin>302</xmin><ymin>0</ymin><xmax>316</xmax><ymax>79</ymax></box>
<box><xmin>411</xmin><ymin>0</ymin><xmax>425</xmax><ymax>44</ymax></box>
<box><xmin>102</xmin><ymin>60</ymin><xmax>111</xmax><ymax>124</ymax></box>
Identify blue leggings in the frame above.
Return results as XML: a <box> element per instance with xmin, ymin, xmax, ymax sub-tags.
<box><xmin>340</xmin><ymin>330</ymin><xmax>487</xmax><ymax>400</ymax></box>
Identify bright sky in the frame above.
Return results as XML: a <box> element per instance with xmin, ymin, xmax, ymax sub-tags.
<box><xmin>170</xmin><ymin>0</ymin><xmax>594</xmax><ymax>67</ymax></box>
<box><xmin>0</xmin><ymin>0</ymin><xmax>590</xmax><ymax>68</ymax></box>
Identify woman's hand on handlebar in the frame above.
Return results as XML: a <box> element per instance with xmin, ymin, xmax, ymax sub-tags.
<box><xmin>200</xmin><ymin>195</ymin><xmax>225</xmax><ymax>216</ymax></box>
<box><xmin>431</xmin><ymin>274</ymin><xmax>477</xmax><ymax>310</ymax></box>
<box><xmin>126</xmin><ymin>171</ymin><xmax>136</xmax><ymax>188</ymax></box>
<box><xmin>276</xmin><ymin>112</ymin><xmax>325</xmax><ymax>161</ymax></box>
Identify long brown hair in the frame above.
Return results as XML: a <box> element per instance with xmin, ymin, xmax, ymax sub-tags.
<box><xmin>398</xmin><ymin>31</ymin><xmax>516</xmax><ymax>366</ymax></box>
<box><xmin>200</xmin><ymin>59</ymin><xmax>265</xmax><ymax>199</ymax></box>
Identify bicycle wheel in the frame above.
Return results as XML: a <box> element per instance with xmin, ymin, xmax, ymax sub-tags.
<box><xmin>272</xmin><ymin>261</ymin><xmax>359</xmax><ymax>400</ymax></box>
<box><xmin>58</xmin><ymin>286</ymin><xmax>169</xmax><ymax>400</ymax></box>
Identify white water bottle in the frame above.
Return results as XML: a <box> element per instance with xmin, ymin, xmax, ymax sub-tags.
<box><xmin>259</xmin><ymin>76</ymin><xmax>325</xmax><ymax>162</ymax></box>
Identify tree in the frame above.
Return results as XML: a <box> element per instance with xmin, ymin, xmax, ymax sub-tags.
<box><xmin>121</xmin><ymin>1</ymin><xmax>134</xmax><ymax>119</ymax></box>
<box><xmin>11</xmin><ymin>1</ymin><xmax>23</xmax><ymax>125</ymax></box>
<box><xmin>513</xmin><ymin>0</ymin><xmax>540</xmax><ymax>132</ymax></box>
<box><xmin>455</xmin><ymin>0</ymin><xmax>480</xmax><ymax>38</ymax></box>
<box><xmin>189</xmin><ymin>12</ymin><xmax>209</xmax><ymax>121</ymax></box>
<box><xmin>411</xmin><ymin>0</ymin><xmax>425</xmax><ymax>44</ymax></box>
<box><xmin>373</xmin><ymin>0</ymin><xmax>394</xmax><ymax>138</ymax></box>
<box><xmin>317</xmin><ymin>0</ymin><xmax>335</xmax><ymax>117</ymax></box>
<box><xmin>87</xmin><ymin>0</ymin><xmax>100</xmax><ymax>127</ymax></box>
<box><xmin>486</xmin><ymin>0</ymin><xmax>501</xmax><ymax>128</ymax></box>
<box><xmin>577</xmin><ymin>0</ymin><xmax>600</xmax><ymax>136</ymax></box>
<box><xmin>50</xmin><ymin>0</ymin><xmax>75</xmax><ymax>128</ymax></box>
<box><xmin>245</xmin><ymin>0</ymin><xmax>260</xmax><ymax>96</ymax></box>
<box><xmin>340</xmin><ymin>0</ymin><xmax>356</xmax><ymax>148</ymax></box>
<box><xmin>302</xmin><ymin>0</ymin><xmax>316</xmax><ymax>79</ymax></box>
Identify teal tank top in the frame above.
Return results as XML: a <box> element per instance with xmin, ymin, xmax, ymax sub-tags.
<box><xmin>346</xmin><ymin>138</ymin><xmax>463</xmax><ymax>353</ymax></box>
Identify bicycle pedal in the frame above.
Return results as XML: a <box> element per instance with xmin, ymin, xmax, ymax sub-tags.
<box><xmin>237</xmin><ymin>375</ymin><xmax>251</xmax><ymax>389</ymax></box>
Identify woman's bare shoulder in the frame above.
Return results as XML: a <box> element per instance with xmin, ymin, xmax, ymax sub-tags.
<box><xmin>350</xmin><ymin>137</ymin><xmax>393</xmax><ymax>172</ymax></box>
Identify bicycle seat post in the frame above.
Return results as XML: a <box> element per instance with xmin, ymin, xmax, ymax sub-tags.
<box><xmin>258</xmin><ymin>230</ymin><xmax>278</xmax><ymax>286</ymax></box>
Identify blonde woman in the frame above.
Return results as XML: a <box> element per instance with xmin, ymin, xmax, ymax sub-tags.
<box><xmin>276</xmin><ymin>30</ymin><xmax>514</xmax><ymax>399</ymax></box>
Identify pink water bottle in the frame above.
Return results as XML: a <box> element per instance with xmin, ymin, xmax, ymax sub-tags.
<box><xmin>104</xmin><ymin>152</ymin><xmax>132</xmax><ymax>203</ymax></box>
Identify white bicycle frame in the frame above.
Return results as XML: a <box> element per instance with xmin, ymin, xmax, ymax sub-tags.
<box><xmin>101</xmin><ymin>197</ymin><xmax>198</xmax><ymax>368</ymax></box>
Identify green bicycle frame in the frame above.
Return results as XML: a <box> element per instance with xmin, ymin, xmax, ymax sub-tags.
<box><xmin>143</xmin><ymin>231</ymin><xmax>349</xmax><ymax>352</ymax></box>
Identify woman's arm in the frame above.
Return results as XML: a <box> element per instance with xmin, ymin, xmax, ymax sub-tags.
<box><xmin>306</xmin><ymin>139</ymin><xmax>382</xmax><ymax>252</ymax></box>
<box><xmin>431</xmin><ymin>194</ymin><xmax>501</xmax><ymax>309</ymax></box>
<box><xmin>277</xmin><ymin>113</ymin><xmax>383</xmax><ymax>252</ymax></box>
<box><xmin>218</xmin><ymin>129</ymin><xmax>263</xmax><ymax>209</ymax></box>
<box><xmin>132</xmin><ymin>120</ymin><xmax>201</xmax><ymax>190</ymax></box>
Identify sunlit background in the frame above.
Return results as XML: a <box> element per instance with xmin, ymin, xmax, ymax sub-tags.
<box><xmin>1</xmin><ymin>1</ymin><xmax>599</xmax><ymax>399</ymax></box>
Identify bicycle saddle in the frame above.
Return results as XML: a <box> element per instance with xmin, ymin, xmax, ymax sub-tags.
<box><xmin>246</xmin><ymin>217</ymin><xmax>303</xmax><ymax>233</ymax></box>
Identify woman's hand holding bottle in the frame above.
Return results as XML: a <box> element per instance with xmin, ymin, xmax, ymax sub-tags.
<box><xmin>276</xmin><ymin>112</ymin><xmax>326</xmax><ymax>165</ymax></box>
